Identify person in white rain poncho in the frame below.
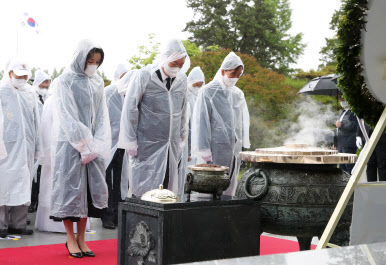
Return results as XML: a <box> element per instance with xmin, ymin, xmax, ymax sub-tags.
<box><xmin>102</xmin><ymin>66</ymin><xmax>137</xmax><ymax>229</ymax></box>
<box><xmin>49</xmin><ymin>40</ymin><xmax>111</xmax><ymax>258</ymax></box>
<box><xmin>0</xmin><ymin>58</ymin><xmax>39</xmax><ymax>238</ymax></box>
<box><xmin>29</xmin><ymin>70</ymin><xmax>51</xmax><ymax>214</ymax></box>
<box><xmin>118</xmin><ymin>39</ymin><xmax>189</xmax><ymax>196</ymax></box>
<box><xmin>177</xmin><ymin>66</ymin><xmax>205</xmax><ymax>195</ymax></box>
<box><xmin>113</xmin><ymin>63</ymin><xmax>130</xmax><ymax>83</ymax></box>
<box><xmin>33</xmin><ymin>70</ymin><xmax>51</xmax><ymax>117</ymax></box>
<box><xmin>191</xmin><ymin>52</ymin><xmax>250</xmax><ymax>196</ymax></box>
<box><xmin>34</xmin><ymin>84</ymin><xmax>91</xmax><ymax>233</ymax></box>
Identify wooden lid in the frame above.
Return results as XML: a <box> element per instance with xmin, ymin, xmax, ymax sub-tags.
<box><xmin>244</xmin><ymin>145</ymin><xmax>357</xmax><ymax>164</ymax></box>
<box><xmin>188</xmin><ymin>165</ymin><xmax>229</xmax><ymax>172</ymax></box>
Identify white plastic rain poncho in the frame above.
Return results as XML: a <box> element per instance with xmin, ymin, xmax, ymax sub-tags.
<box><xmin>186</xmin><ymin>67</ymin><xmax>206</xmax><ymax>153</ymax></box>
<box><xmin>177</xmin><ymin>67</ymin><xmax>206</xmax><ymax>195</ymax></box>
<box><xmin>118</xmin><ymin>39</ymin><xmax>189</xmax><ymax>196</ymax></box>
<box><xmin>0</xmin><ymin>58</ymin><xmax>40</xmax><ymax>206</ymax></box>
<box><xmin>105</xmin><ymin>69</ymin><xmax>137</xmax><ymax>199</ymax></box>
<box><xmin>35</xmin><ymin>93</ymin><xmax>90</xmax><ymax>232</ymax></box>
<box><xmin>191</xmin><ymin>52</ymin><xmax>250</xmax><ymax>196</ymax></box>
<box><xmin>50</xmin><ymin>40</ymin><xmax>111</xmax><ymax>219</ymax></box>
<box><xmin>37</xmin><ymin>96</ymin><xmax>56</xmax><ymax>213</ymax></box>
<box><xmin>33</xmin><ymin>70</ymin><xmax>51</xmax><ymax>118</ymax></box>
<box><xmin>113</xmin><ymin>63</ymin><xmax>130</xmax><ymax>83</ymax></box>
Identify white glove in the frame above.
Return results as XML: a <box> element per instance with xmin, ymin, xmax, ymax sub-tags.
<box><xmin>128</xmin><ymin>149</ymin><xmax>138</xmax><ymax>157</ymax></box>
<box><xmin>202</xmin><ymin>155</ymin><xmax>213</xmax><ymax>163</ymax></box>
<box><xmin>81</xmin><ymin>151</ymin><xmax>98</xmax><ymax>165</ymax></box>
<box><xmin>356</xmin><ymin>137</ymin><xmax>363</xmax><ymax>149</ymax></box>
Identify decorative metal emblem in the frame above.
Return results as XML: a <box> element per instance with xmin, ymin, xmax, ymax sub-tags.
<box><xmin>127</xmin><ymin>221</ymin><xmax>156</xmax><ymax>265</ymax></box>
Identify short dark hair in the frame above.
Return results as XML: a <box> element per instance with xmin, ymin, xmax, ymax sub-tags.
<box><xmin>85</xmin><ymin>47</ymin><xmax>104</xmax><ymax>70</ymax></box>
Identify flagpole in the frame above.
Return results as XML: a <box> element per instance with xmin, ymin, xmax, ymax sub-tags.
<box><xmin>16</xmin><ymin>21</ymin><xmax>19</xmax><ymax>56</ymax></box>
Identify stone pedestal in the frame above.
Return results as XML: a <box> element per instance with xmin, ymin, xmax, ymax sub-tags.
<box><xmin>117</xmin><ymin>194</ymin><xmax>260</xmax><ymax>265</ymax></box>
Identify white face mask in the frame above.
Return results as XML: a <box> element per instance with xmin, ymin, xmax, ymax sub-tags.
<box><xmin>84</xmin><ymin>64</ymin><xmax>98</xmax><ymax>77</ymax></box>
<box><xmin>11</xmin><ymin>77</ymin><xmax>27</xmax><ymax>89</ymax></box>
<box><xmin>340</xmin><ymin>101</ymin><xmax>348</xmax><ymax>109</ymax></box>
<box><xmin>223</xmin><ymin>74</ymin><xmax>239</xmax><ymax>87</ymax></box>
<box><xmin>189</xmin><ymin>84</ymin><xmax>201</xmax><ymax>94</ymax></box>
<box><xmin>163</xmin><ymin>64</ymin><xmax>181</xmax><ymax>78</ymax></box>
<box><xmin>36</xmin><ymin>87</ymin><xmax>48</xmax><ymax>96</ymax></box>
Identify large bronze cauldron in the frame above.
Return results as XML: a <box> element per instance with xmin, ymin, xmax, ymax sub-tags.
<box><xmin>236</xmin><ymin>146</ymin><xmax>357</xmax><ymax>250</ymax></box>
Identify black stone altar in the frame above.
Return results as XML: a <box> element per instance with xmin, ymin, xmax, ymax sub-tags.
<box><xmin>117</xmin><ymin>194</ymin><xmax>260</xmax><ymax>265</ymax></box>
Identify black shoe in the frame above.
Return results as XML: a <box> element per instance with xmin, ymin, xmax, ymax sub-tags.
<box><xmin>65</xmin><ymin>242</ymin><xmax>83</xmax><ymax>258</ymax></box>
<box><xmin>26</xmin><ymin>219</ymin><xmax>31</xmax><ymax>225</ymax></box>
<box><xmin>8</xmin><ymin>228</ymin><xmax>33</xmax><ymax>235</ymax></box>
<box><xmin>102</xmin><ymin>220</ymin><xmax>115</xmax><ymax>229</ymax></box>
<box><xmin>81</xmin><ymin>250</ymin><xmax>95</xmax><ymax>257</ymax></box>
<box><xmin>78</xmin><ymin>243</ymin><xmax>95</xmax><ymax>257</ymax></box>
<box><xmin>0</xmin><ymin>229</ymin><xmax>7</xmax><ymax>238</ymax></box>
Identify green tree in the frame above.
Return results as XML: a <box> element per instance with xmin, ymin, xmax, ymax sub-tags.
<box><xmin>128</xmin><ymin>33</ymin><xmax>160</xmax><ymax>69</ymax></box>
<box><xmin>51</xmin><ymin>67</ymin><xmax>65</xmax><ymax>80</ymax></box>
<box><xmin>293</xmin><ymin>65</ymin><xmax>336</xmax><ymax>80</ymax></box>
<box><xmin>206</xmin><ymin>45</ymin><xmax>220</xmax><ymax>52</ymax></box>
<box><xmin>182</xmin><ymin>40</ymin><xmax>202</xmax><ymax>57</ymax></box>
<box><xmin>184</xmin><ymin>0</ymin><xmax>305</xmax><ymax>74</ymax></box>
<box><xmin>0</xmin><ymin>70</ymin><xmax>3</xmax><ymax>81</ymax></box>
<box><xmin>319</xmin><ymin>9</ymin><xmax>344</xmax><ymax>69</ymax></box>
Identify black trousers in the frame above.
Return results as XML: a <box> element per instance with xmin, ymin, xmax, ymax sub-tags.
<box><xmin>30</xmin><ymin>165</ymin><xmax>41</xmax><ymax>211</ymax></box>
<box><xmin>163</xmin><ymin>152</ymin><xmax>170</xmax><ymax>189</ymax></box>
<box><xmin>367</xmin><ymin>136</ymin><xmax>386</xmax><ymax>182</ymax></box>
<box><xmin>102</xmin><ymin>149</ymin><xmax>125</xmax><ymax>224</ymax></box>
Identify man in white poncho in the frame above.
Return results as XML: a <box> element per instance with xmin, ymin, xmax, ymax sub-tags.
<box><xmin>191</xmin><ymin>52</ymin><xmax>250</xmax><ymax>196</ymax></box>
<box><xmin>102</xmin><ymin>65</ymin><xmax>137</xmax><ymax>229</ymax></box>
<box><xmin>118</xmin><ymin>39</ymin><xmax>189</xmax><ymax>196</ymax></box>
<box><xmin>29</xmin><ymin>70</ymin><xmax>51</xmax><ymax>213</ymax></box>
<box><xmin>0</xmin><ymin>58</ymin><xmax>39</xmax><ymax>238</ymax></box>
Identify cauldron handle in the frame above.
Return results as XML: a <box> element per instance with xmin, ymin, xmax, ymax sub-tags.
<box><xmin>243</xmin><ymin>169</ymin><xmax>268</xmax><ymax>200</ymax></box>
<box><xmin>186</xmin><ymin>173</ymin><xmax>194</xmax><ymax>184</ymax></box>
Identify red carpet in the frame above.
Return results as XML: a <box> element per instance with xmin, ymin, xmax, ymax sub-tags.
<box><xmin>0</xmin><ymin>239</ymin><xmax>118</xmax><ymax>265</ymax></box>
<box><xmin>0</xmin><ymin>236</ymin><xmax>316</xmax><ymax>264</ymax></box>
<box><xmin>260</xmin><ymin>235</ymin><xmax>317</xmax><ymax>255</ymax></box>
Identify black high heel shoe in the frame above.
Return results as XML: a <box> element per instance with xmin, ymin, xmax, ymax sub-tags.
<box><xmin>78</xmin><ymin>243</ymin><xmax>95</xmax><ymax>257</ymax></box>
<box><xmin>65</xmin><ymin>242</ymin><xmax>83</xmax><ymax>258</ymax></box>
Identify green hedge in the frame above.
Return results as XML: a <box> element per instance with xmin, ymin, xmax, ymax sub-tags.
<box><xmin>336</xmin><ymin>0</ymin><xmax>384</xmax><ymax>128</ymax></box>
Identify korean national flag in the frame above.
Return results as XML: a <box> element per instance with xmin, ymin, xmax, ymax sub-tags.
<box><xmin>21</xmin><ymin>12</ymin><xmax>40</xmax><ymax>34</ymax></box>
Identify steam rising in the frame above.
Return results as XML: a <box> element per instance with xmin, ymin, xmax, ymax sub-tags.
<box><xmin>285</xmin><ymin>97</ymin><xmax>337</xmax><ymax>148</ymax></box>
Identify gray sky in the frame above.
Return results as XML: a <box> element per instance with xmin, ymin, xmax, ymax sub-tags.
<box><xmin>0</xmin><ymin>0</ymin><xmax>341</xmax><ymax>79</ymax></box>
